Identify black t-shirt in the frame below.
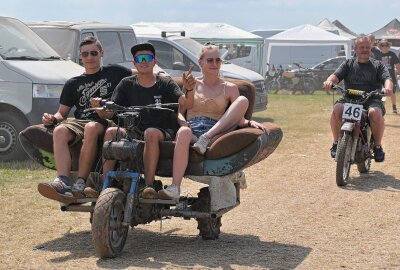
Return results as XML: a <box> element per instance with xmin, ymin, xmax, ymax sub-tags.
<box><xmin>376</xmin><ymin>50</ymin><xmax>400</xmax><ymax>85</ymax></box>
<box><xmin>111</xmin><ymin>75</ymin><xmax>183</xmax><ymax>131</ymax></box>
<box><xmin>334</xmin><ymin>58</ymin><xmax>391</xmax><ymax>93</ymax></box>
<box><xmin>60</xmin><ymin>65</ymin><xmax>132</xmax><ymax>120</ymax></box>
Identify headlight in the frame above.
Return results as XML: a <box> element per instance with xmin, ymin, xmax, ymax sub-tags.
<box><xmin>32</xmin><ymin>84</ymin><xmax>63</xmax><ymax>98</ymax></box>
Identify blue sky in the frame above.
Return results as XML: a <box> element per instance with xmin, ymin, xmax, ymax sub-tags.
<box><xmin>1</xmin><ymin>0</ymin><xmax>399</xmax><ymax>35</ymax></box>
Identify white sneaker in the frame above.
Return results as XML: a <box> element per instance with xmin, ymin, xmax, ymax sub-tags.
<box><xmin>192</xmin><ymin>134</ymin><xmax>211</xmax><ymax>155</ymax></box>
<box><xmin>158</xmin><ymin>184</ymin><xmax>180</xmax><ymax>200</ymax></box>
<box><xmin>71</xmin><ymin>178</ymin><xmax>86</xmax><ymax>198</ymax></box>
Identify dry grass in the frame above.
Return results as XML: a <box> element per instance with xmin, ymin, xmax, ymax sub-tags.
<box><xmin>1</xmin><ymin>92</ymin><xmax>400</xmax><ymax>269</ymax></box>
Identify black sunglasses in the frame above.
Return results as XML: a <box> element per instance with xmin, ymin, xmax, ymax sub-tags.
<box><xmin>81</xmin><ymin>50</ymin><xmax>100</xmax><ymax>57</ymax></box>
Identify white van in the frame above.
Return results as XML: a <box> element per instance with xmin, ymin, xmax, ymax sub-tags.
<box><xmin>0</xmin><ymin>16</ymin><xmax>84</xmax><ymax>161</ymax></box>
<box><xmin>134</xmin><ymin>30</ymin><xmax>268</xmax><ymax>112</ymax></box>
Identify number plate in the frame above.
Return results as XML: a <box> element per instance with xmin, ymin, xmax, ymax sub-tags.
<box><xmin>342</xmin><ymin>103</ymin><xmax>363</xmax><ymax>121</ymax></box>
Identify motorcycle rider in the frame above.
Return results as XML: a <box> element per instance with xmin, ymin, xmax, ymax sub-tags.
<box><xmin>323</xmin><ymin>35</ymin><xmax>393</xmax><ymax>162</ymax></box>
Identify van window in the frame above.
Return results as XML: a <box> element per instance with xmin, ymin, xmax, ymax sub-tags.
<box><xmin>0</xmin><ymin>18</ymin><xmax>60</xmax><ymax>59</ymax></box>
<box><xmin>223</xmin><ymin>44</ymin><xmax>252</xmax><ymax>60</ymax></box>
<box><xmin>31</xmin><ymin>28</ymin><xmax>78</xmax><ymax>61</ymax></box>
<box><xmin>119</xmin><ymin>31</ymin><xmax>135</xmax><ymax>62</ymax></box>
<box><xmin>149</xmin><ymin>40</ymin><xmax>198</xmax><ymax>71</ymax></box>
<box><xmin>96</xmin><ymin>31</ymin><xmax>124</xmax><ymax>65</ymax></box>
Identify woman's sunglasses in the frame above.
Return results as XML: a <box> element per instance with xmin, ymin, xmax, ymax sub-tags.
<box><xmin>80</xmin><ymin>50</ymin><xmax>99</xmax><ymax>57</ymax></box>
<box><xmin>134</xmin><ymin>54</ymin><xmax>154</xmax><ymax>63</ymax></box>
<box><xmin>205</xmin><ymin>57</ymin><xmax>222</xmax><ymax>64</ymax></box>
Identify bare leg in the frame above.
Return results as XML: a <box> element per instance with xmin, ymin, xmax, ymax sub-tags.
<box><xmin>391</xmin><ymin>92</ymin><xmax>397</xmax><ymax>111</ymax></box>
<box><xmin>77</xmin><ymin>122</ymin><xmax>106</xmax><ymax>179</ymax></box>
<box><xmin>369</xmin><ymin>108</ymin><xmax>385</xmax><ymax>145</ymax></box>
<box><xmin>53</xmin><ymin>125</ymin><xmax>75</xmax><ymax>177</ymax></box>
<box><xmin>143</xmin><ymin>128</ymin><xmax>164</xmax><ymax>185</ymax></box>
<box><xmin>204</xmin><ymin>96</ymin><xmax>249</xmax><ymax>139</ymax></box>
<box><xmin>171</xmin><ymin>126</ymin><xmax>193</xmax><ymax>186</ymax></box>
<box><xmin>331</xmin><ymin>103</ymin><xmax>343</xmax><ymax>142</ymax></box>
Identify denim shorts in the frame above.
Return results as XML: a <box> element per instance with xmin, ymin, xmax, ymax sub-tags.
<box><xmin>188</xmin><ymin>116</ymin><xmax>217</xmax><ymax>138</ymax></box>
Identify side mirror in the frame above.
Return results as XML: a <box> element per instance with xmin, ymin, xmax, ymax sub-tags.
<box><xmin>172</xmin><ymin>61</ymin><xmax>186</xmax><ymax>71</ymax></box>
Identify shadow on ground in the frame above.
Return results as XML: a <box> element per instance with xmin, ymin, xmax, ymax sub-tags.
<box><xmin>35</xmin><ymin>228</ymin><xmax>311</xmax><ymax>270</ymax></box>
<box><xmin>344</xmin><ymin>171</ymin><xmax>400</xmax><ymax>192</ymax></box>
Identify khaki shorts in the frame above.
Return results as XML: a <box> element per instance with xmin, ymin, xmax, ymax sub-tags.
<box><xmin>60</xmin><ymin>118</ymin><xmax>115</xmax><ymax>146</ymax></box>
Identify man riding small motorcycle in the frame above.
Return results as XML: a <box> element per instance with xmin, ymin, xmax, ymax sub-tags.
<box><xmin>323</xmin><ymin>35</ymin><xmax>393</xmax><ymax>164</ymax></box>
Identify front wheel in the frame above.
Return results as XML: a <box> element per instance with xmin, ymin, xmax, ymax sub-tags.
<box><xmin>336</xmin><ymin>133</ymin><xmax>353</xmax><ymax>186</ymax></box>
<box><xmin>0</xmin><ymin>112</ymin><xmax>28</xmax><ymax>162</ymax></box>
<box><xmin>92</xmin><ymin>188</ymin><xmax>128</xmax><ymax>258</ymax></box>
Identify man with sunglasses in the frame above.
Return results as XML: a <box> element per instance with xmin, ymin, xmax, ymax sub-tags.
<box><xmin>97</xmin><ymin>43</ymin><xmax>195</xmax><ymax>199</ymax></box>
<box><xmin>39</xmin><ymin>36</ymin><xmax>133</xmax><ymax>202</ymax></box>
<box><xmin>377</xmin><ymin>39</ymin><xmax>400</xmax><ymax>113</ymax></box>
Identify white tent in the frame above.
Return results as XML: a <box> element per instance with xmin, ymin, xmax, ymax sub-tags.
<box><xmin>317</xmin><ymin>18</ymin><xmax>357</xmax><ymax>39</ymax></box>
<box><xmin>133</xmin><ymin>22</ymin><xmax>265</xmax><ymax>75</ymax></box>
<box><xmin>265</xmin><ymin>24</ymin><xmax>352</xmax><ymax>69</ymax></box>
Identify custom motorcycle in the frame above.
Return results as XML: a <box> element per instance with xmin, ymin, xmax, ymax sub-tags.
<box><xmin>19</xmin><ymin>79</ymin><xmax>283</xmax><ymax>258</ymax></box>
<box><xmin>333</xmin><ymin>85</ymin><xmax>383</xmax><ymax>186</ymax></box>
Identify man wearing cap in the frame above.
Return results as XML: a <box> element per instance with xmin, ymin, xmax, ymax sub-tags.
<box><xmin>98</xmin><ymin>42</ymin><xmax>195</xmax><ymax>199</ymax></box>
<box><xmin>377</xmin><ymin>39</ymin><xmax>400</xmax><ymax>113</ymax></box>
<box><xmin>38</xmin><ymin>36</ymin><xmax>133</xmax><ymax>202</ymax></box>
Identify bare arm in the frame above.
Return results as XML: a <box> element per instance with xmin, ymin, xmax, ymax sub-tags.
<box><xmin>323</xmin><ymin>74</ymin><xmax>339</xmax><ymax>90</ymax></box>
<box><xmin>42</xmin><ymin>104</ymin><xmax>71</xmax><ymax>126</ymax></box>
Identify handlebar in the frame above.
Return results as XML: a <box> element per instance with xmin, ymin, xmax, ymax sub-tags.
<box><xmin>83</xmin><ymin>100</ymin><xmax>179</xmax><ymax>113</ymax></box>
<box><xmin>332</xmin><ymin>84</ymin><xmax>384</xmax><ymax>99</ymax></box>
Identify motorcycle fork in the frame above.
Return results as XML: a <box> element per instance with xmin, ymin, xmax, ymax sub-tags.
<box><xmin>103</xmin><ymin>171</ymin><xmax>140</xmax><ymax>227</ymax></box>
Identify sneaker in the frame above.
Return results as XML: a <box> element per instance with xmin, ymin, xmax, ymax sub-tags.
<box><xmin>50</xmin><ymin>176</ymin><xmax>72</xmax><ymax>196</ymax></box>
<box><xmin>71</xmin><ymin>177</ymin><xmax>86</xmax><ymax>198</ymax></box>
<box><xmin>84</xmin><ymin>186</ymin><xmax>100</xmax><ymax>198</ymax></box>
<box><xmin>330</xmin><ymin>142</ymin><xmax>338</xmax><ymax>158</ymax></box>
<box><xmin>393</xmin><ymin>105</ymin><xmax>398</xmax><ymax>114</ymax></box>
<box><xmin>158</xmin><ymin>184</ymin><xmax>180</xmax><ymax>200</ymax></box>
<box><xmin>373</xmin><ymin>145</ymin><xmax>385</xmax><ymax>162</ymax></box>
<box><xmin>192</xmin><ymin>134</ymin><xmax>211</xmax><ymax>155</ymax></box>
<box><xmin>141</xmin><ymin>186</ymin><xmax>157</xmax><ymax>199</ymax></box>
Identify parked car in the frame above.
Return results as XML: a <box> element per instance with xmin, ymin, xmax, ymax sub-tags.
<box><xmin>133</xmin><ymin>29</ymin><xmax>268</xmax><ymax>112</ymax></box>
<box><xmin>26</xmin><ymin>21</ymin><xmax>137</xmax><ymax>69</ymax></box>
<box><xmin>309</xmin><ymin>56</ymin><xmax>346</xmax><ymax>88</ymax></box>
<box><xmin>0</xmin><ymin>16</ymin><xmax>84</xmax><ymax>161</ymax></box>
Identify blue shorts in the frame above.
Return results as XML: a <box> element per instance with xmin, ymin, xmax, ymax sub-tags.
<box><xmin>188</xmin><ymin>116</ymin><xmax>217</xmax><ymax>138</ymax></box>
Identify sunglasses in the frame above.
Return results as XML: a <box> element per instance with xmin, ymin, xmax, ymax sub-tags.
<box><xmin>205</xmin><ymin>57</ymin><xmax>222</xmax><ymax>64</ymax></box>
<box><xmin>380</xmin><ymin>44</ymin><xmax>389</xmax><ymax>48</ymax></box>
<box><xmin>80</xmin><ymin>50</ymin><xmax>99</xmax><ymax>57</ymax></box>
<box><xmin>134</xmin><ymin>54</ymin><xmax>154</xmax><ymax>63</ymax></box>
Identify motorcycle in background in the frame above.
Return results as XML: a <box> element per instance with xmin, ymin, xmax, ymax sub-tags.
<box><xmin>333</xmin><ymin>84</ymin><xmax>384</xmax><ymax>186</ymax></box>
<box><xmin>266</xmin><ymin>63</ymin><xmax>317</xmax><ymax>94</ymax></box>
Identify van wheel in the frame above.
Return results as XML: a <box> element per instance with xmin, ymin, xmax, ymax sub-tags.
<box><xmin>0</xmin><ymin>112</ymin><xmax>28</xmax><ymax>162</ymax></box>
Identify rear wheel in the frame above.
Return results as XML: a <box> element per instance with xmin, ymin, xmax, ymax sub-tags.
<box><xmin>303</xmin><ymin>78</ymin><xmax>317</xmax><ymax>95</ymax></box>
<box><xmin>336</xmin><ymin>133</ymin><xmax>353</xmax><ymax>186</ymax></box>
<box><xmin>357</xmin><ymin>131</ymin><xmax>373</xmax><ymax>173</ymax></box>
<box><xmin>194</xmin><ymin>187</ymin><xmax>221</xmax><ymax>240</ymax></box>
<box><xmin>92</xmin><ymin>188</ymin><xmax>128</xmax><ymax>258</ymax></box>
<box><xmin>267</xmin><ymin>80</ymin><xmax>280</xmax><ymax>94</ymax></box>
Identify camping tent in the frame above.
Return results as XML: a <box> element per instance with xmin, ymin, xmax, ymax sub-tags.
<box><xmin>370</xmin><ymin>18</ymin><xmax>400</xmax><ymax>46</ymax></box>
<box><xmin>133</xmin><ymin>22</ymin><xmax>265</xmax><ymax>75</ymax></box>
<box><xmin>264</xmin><ymin>24</ymin><xmax>352</xmax><ymax>69</ymax></box>
<box><xmin>317</xmin><ymin>18</ymin><xmax>357</xmax><ymax>39</ymax></box>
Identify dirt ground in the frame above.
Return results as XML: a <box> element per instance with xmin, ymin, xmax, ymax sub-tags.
<box><xmin>1</xmin><ymin>97</ymin><xmax>400</xmax><ymax>270</ymax></box>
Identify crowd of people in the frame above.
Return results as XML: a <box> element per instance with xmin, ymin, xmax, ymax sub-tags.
<box><xmin>39</xmin><ymin>37</ymin><xmax>268</xmax><ymax>202</ymax></box>
<box><xmin>38</xmin><ymin>33</ymin><xmax>398</xmax><ymax>203</ymax></box>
